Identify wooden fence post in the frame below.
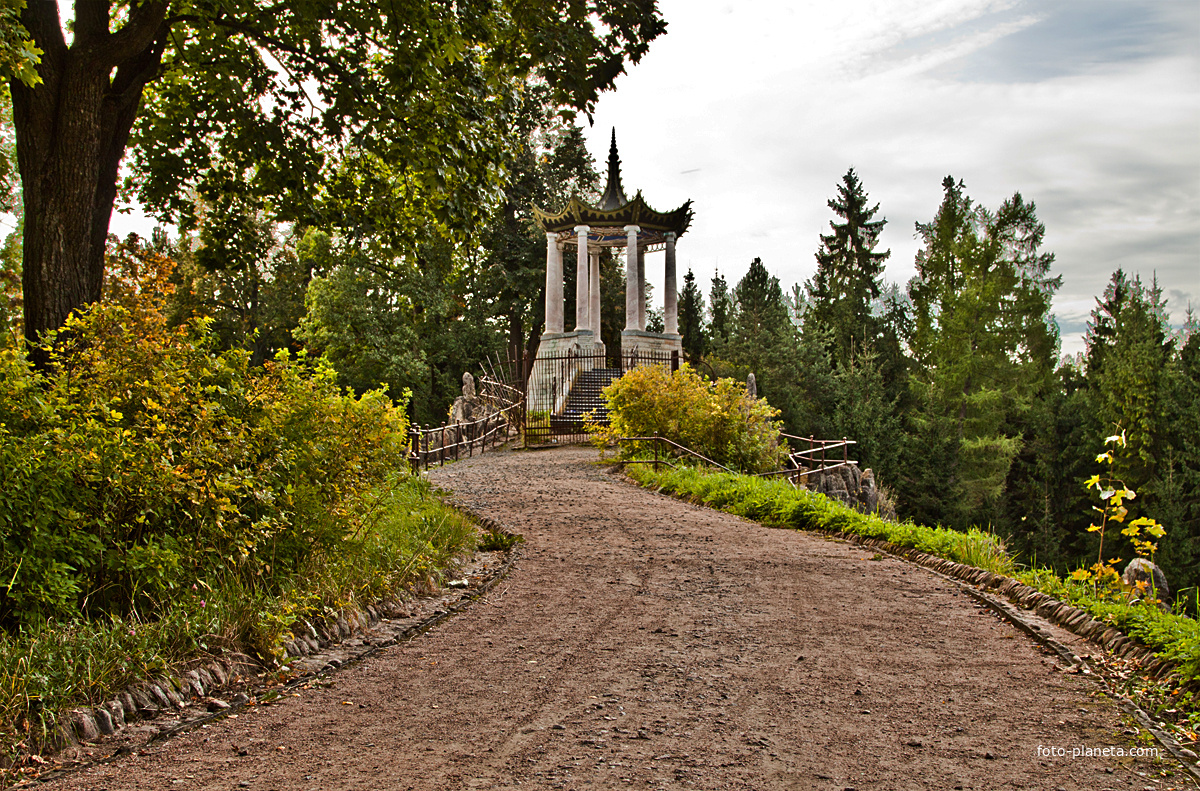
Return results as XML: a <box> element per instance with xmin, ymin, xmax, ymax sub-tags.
<box><xmin>409</xmin><ymin>427</ymin><xmax>419</xmax><ymax>474</ymax></box>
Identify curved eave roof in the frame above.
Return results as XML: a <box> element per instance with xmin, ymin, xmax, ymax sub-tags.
<box><xmin>533</xmin><ymin>191</ymin><xmax>693</xmax><ymax>238</ymax></box>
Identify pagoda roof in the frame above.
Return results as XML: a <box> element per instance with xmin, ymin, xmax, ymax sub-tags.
<box><xmin>533</xmin><ymin>129</ymin><xmax>693</xmax><ymax>241</ymax></box>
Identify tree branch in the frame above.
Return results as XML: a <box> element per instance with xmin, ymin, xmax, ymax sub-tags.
<box><xmin>21</xmin><ymin>0</ymin><xmax>67</xmax><ymax>56</ymax></box>
<box><xmin>102</xmin><ymin>0</ymin><xmax>169</xmax><ymax>65</ymax></box>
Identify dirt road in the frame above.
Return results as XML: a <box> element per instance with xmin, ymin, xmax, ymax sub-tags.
<box><xmin>47</xmin><ymin>447</ymin><xmax>1171</xmax><ymax>790</ymax></box>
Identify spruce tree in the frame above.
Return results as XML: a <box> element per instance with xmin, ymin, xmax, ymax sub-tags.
<box><xmin>1085</xmin><ymin>272</ymin><xmax>1174</xmax><ymax>507</ymax></box>
<box><xmin>901</xmin><ymin>176</ymin><xmax>1061</xmax><ymax>528</ymax></box>
<box><xmin>1157</xmin><ymin>317</ymin><xmax>1200</xmax><ymax>601</ymax></box>
<box><xmin>733</xmin><ymin>257</ymin><xmax>788</xmax><ymax>330</ymax></box>
<box><xmin>678</xmin><ymin>268</ymin><xmax>706</xmax><ymax>362</ymax></box>
<box><xmin>805</xmin><ymin>168</ymin><xmax>890</xmax><ymax>368</ymax></box>
<box><xmin>708</xmin><ymin>273</ymin><xmax>732</xmax><ymax>347</ymax></box>
<box><xmin>715</xmin><ymin>258</ymin><xmax>834</xmax><ymax>438</ymax></box>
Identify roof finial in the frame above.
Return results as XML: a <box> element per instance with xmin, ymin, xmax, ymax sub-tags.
<box><xmin>599</xmin><ymin>127</ymin><xmax>627</xmax><ymax>210</ymax></box>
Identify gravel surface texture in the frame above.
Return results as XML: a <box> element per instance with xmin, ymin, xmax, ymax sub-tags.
<box><xmin>41</xmin><ymin>446</ymin><xmax>1182</xmax><ymax>790</ymax></box>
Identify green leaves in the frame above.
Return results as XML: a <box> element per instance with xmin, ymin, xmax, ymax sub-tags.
<box><xmin>593</xmin><ymin>363</ymin><xmax>787</xmax><ymax>474</ymax></box>
<box><xmin>1074</xmin><ymin>429</ymin><xmax>1168</xmax><ymax>599</ymax></box>
<box><xmin>126</xmin><ymin>0</ymin><xmax>666</xmax><ymax>260</ymax></box>
<box><xmin>0</xmin><ymin>0</ymin><xmax>40</xmax><ymax>87</ymax></box>
<box><xmin>0</xmin><ymin>259</ymin><xmax>411</xmax><ymax>628</ymax></box>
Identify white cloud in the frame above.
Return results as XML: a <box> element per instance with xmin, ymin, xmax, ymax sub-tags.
<box><xmin>586</xmin><ymin>0</ymin><xmax>1199</xmax><ymax>356</ymax></box>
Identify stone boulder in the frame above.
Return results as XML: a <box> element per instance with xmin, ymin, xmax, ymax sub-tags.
<box><xmin>808</xmin><ymin>464</ymin><xmax>895</xmax><ymax>520</ymax></box>
<box><xmin>450</xmin><ymin>372</ymin><xmax>477</xmax><ymax>425</ymax></box>
<box><xmin>447</xmin><ymin>371</ymin><xmax>501</xmax><ymax>448</ymax></box>
<box><xmin>1122</xmin><ymin>557</ymin><xmax>1170</xmax><ymax>602</ymax></box>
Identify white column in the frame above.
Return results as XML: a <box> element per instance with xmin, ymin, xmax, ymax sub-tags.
<box><xmin>624</xmin><ymin>225</ymin><xmax>640</xmax><ymax>331</ymax></box>
<box><xmin>637</xmin><ymin>246</ymin><xmax>646</xmax><ymax>331</ymax></box>
<box><xmin>545</xmin><ymin>232</ymin><xmax>563</xmax><ymax>334</ymax></box>
<box><xmin>574</xmin><ymin>225</ymin><xmax>589</xmax><ymax>332</ymax></box>
<box><xmin>589</xmin><ymin>248</ymin><xmax>601</xmax><ymax>336</ymax></box>
<box><xmin>664</xmin><ymin>232</ymin><xmax>678</xmax><ymax>335</ymax></box>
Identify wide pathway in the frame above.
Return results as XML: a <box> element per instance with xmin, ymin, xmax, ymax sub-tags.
<box><xmin>49</xmin><ymin>447</ymin><xmax>1163</xmax><ymax>790</ymax></box>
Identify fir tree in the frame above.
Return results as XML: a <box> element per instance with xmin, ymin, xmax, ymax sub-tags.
<box><xmin>678</xmin><ymin>268</ymin><xmax>706</xmax><ymax>362</ymax></box>
<box><xmin>733</xmin><ymin>257</ymin><xmax>788</xmax><ymax>330</ymax></box>
<box><xmin>708</xmin><ymin>273</ymin><xmax>732</xmax><ymax>347</ymax></box>
<box><xmin>900</xmin><ymin>176</ymin><xmax>1061</xmax><ymax>528</ymax></box>
<box><xmin>1085</xmin><ymin>271</ymin><xmax>1174</xmax><ymax>493</ymax></box>
<box><xmin>805</xmin><ymin>168</ymin><xmax>890</xmax><ymax>368</ymax></box>
<box><xmin>713</xmin><ymin>258</ymin><xmax>834</xmax><ymax>438</ymax></box>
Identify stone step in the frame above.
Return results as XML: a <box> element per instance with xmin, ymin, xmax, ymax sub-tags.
<box><xmin>555</xmin><ymin>368</ymin><xmax>622</xmax><ymax>428</ymax></box>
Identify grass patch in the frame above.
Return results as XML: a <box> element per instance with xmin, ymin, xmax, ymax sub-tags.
<box><xmin>0</xmin><ymin>475</ymin><xmax>476</xmax><ymax>781</ymax></box>
<box><xmin>627</xmin><ymin>462</ymin><xmax>1013</xmax><ymax>575</ymax></box>
<box><xmin>624</xmin><ymin>460</ymin><xmax>1200</xmax><ymax>712</ymax></box>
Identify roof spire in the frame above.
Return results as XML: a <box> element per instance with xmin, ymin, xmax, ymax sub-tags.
<box><xmin>598</xmin><ymin>127</ymin><xmax>627</xmax><ymax>210</ymax></box>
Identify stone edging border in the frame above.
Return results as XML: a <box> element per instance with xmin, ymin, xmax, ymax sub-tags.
<box><xmin>822</xmin><ymin>528</ymin><xmax>1200</xmax><ymax>781</ymax></box>
<box><xmin>23</xmin><ymin>515</ymin><xmax>523</xmax><ymax>787</ymax></box>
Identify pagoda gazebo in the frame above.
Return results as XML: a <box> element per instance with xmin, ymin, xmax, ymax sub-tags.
<box><xmin>532</xmin><ymin>130</ymin><xmax>693</xmax><ymax>364</ymax></box>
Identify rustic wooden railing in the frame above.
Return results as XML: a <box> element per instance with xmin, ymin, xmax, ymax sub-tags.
<box><xmin>617</xmin><ymin>434</ymin><xmax>737</xmax><ymax>474</ymax></box>
<box><xmin>616</xmin><ymin>432</ymin><xmax>856</xmax><ymax>486</ymax></box>
<box><xmin>764</xmin><ymin>434</ymin><xmax>859</xmax><ymax>484</ymax></box>
<box><xmin>408</xmin><ymin>373</ymin><xmax>523</xmax><ymax>472</ymax></box>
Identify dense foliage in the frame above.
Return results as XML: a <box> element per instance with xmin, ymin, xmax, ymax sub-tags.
<box><xmin>591</xmin><ymin>363</ymin><xmax>786</xmax><ymax>474</ymax></box>
<box><xmin>11</xmin><ymin>1</ymin><xmax>667</xmax><ymax>348</ymax></box>
<box><xmin>1</xmin><ymin>2</ymin><xmax>1196</xmax><ymax>759</ymax></box>
<box><xmin>0</xmin><ymin>249</ymin><xmax>410</xmax><ymax>629</ymax></box>
<box><xmin>0</xmin><ymin>246</ymin><xmax>481</xmax><ymax>772</ymax></box>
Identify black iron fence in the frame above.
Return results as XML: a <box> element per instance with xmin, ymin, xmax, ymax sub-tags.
<box><xmin>521</xmin><ymin>347</ymin><xmax>679</xmax><ymax>446</ymax></box>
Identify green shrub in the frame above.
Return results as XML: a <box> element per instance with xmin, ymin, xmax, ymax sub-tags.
<box><xmin>0</xmin><ymin>264</ymin><xmax>486</xmax><ymax>770</ymax></box>
<box><xmin>591</xmin><ymin>364</ymin><xmax>786</xmax><ymax>473</ymax></box>
<box><xmin>0</xmin><ymin>293</ymin><xmax>407</xmax><ymax>629</ymax></box>
<box><xmin>0</xmin><ymin>474</ymin><xmax>478</xmax><ymax>770</ymax></box>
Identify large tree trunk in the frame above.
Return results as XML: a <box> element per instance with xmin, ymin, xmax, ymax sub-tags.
<box><xmin>11</xmin><ymin>1</ymin><xmax>167</xmax><ymax>354</ymax></box>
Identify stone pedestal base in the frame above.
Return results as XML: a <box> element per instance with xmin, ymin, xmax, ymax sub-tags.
<box><xmin>620</xmin><ymin>330</ymin><xmax>681</xmax><ymax>368</ymax></box>
<box><xmin>534</xmin><ymin>330</ymin><xmax>605</xmax><ymax>360</ymax></box>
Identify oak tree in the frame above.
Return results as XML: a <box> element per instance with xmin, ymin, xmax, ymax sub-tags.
<box><xmin>11</xmin><ymin>0</ymin><xmax>666</xmax><ymax>351</ymax></box>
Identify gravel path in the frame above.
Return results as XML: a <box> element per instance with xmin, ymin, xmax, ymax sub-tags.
<box><xmin>46</xmin><ymin>446</ymin><xmax>1173</xmax><ymax>790</ymax></box>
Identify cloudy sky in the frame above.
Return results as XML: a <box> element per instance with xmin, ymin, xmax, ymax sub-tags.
<box><xmin>580</xmin><ymin>0</ymin><xmax>1199</xmax><ymax>356</ymax></box>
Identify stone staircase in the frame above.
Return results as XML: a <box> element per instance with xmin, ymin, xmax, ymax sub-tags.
<box><xmin>551</xmin><ymin>368</ymin><xmax>622</xmax><ymax>429</ymax></box>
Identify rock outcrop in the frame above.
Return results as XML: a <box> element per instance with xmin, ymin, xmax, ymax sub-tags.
<box><xmin>806</xmin><ymin>464</ymin><xmax>896</xmax><ymax>520</ymax></box>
